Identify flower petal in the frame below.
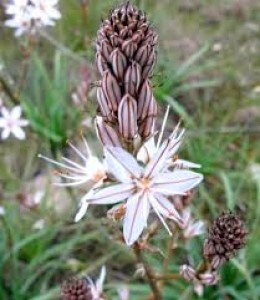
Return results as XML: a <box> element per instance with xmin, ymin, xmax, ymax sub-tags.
<box><xmin>144</xmin><ymin>138</ymin><xmax>172</xmax><ymax>178</ymax></box>
<box><xmin>18</xmin><ymin>119</ymin><xmax>30</xmax><ymax>127</ymax></box>
<box><xmin>123</xmin><ymin>193</ymin><xmax>150</xmax><ymax>245</ymax></box>
<box><xmin>0</xmin><ymin>118</ymin><xmax>7</xmax><ymax>127</ymax></box>
<box><xmin>152</xmin><ymin>193</ymin><xmax>183</xmax><ymax>226</ymax></box>
<box><xmin>144</xmin><ymin>127</ymin><xmax>183</xmax><ymax>178</ymax></box>
<box><xmin>11</xmin><ymin>106</ymin><xmax>22</xmax><ymax>119</ymax></box>
<box><xmin>148</xmin><ymin>193</ymin><xmax>172</xmax><ymax>234</ymax></box>
<box><xmin>171</xmin><ymin>159</ymin><xmax>201</xmax><ymax>169</ymax></box>
<box><xmin>87</xmin><ymin>183</ymin><xmax>134</xmax><ymax>205</ymax></box>
<box><xmin>74</xmin><ymin>191</ymin><xmax>93</xmax><ymax>222</ymax></box>
<box><xmin>151</xmin><ymin>170</ymin><xmax>203</xmax><ymax>196</ymax></box>
<box><xmin>96</xmin><ymin>266</ymin><xmax>106</xmax><ymax>295</ymax></box>
<box><xmin>1</xmin><ymin>128</ymin><xmax>10</xmax><ymax>140</ymax></box>
<box><xmin>11</xmin><ymin>126</ymin><xmax>26</xmax><ymax>139</ymax></box>
<box><xmin>105</xmin><ymin>146</ymin><xmax>142</xmax><ymax>183</ymax></box>
<box><xmin>0</xmin><ymin>107</ymin><xmax>10</xmax><ymax>118</ymax></box>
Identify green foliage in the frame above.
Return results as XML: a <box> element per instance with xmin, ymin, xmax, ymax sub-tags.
<box><xmin>154</xmin><ymin>44</ymin><xmax>220</xmax><ymax>101</ymax></box>
<box><xmin>22</xmin><ymin>52</ymin><xmax>80</xmax><ymax>154</ymax></box>
<box><xmin>1</xmin><ymin>0</ymin><xmax>260</xmax><ymax>299</ymax></box>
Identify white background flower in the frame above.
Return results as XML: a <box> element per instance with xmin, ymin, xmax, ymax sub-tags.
<box><xmin>0</xmin><ymin>106</ymin><xmax>29</xmax><ymax>140</ymax></box>
<box><xmin>4</xmin><ymin>0</ymin><xmax>61</xmax><ymax>36</ymax></box>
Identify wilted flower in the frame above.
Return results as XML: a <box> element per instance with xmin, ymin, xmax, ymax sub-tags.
<box><xmin>76</xmin><ymin>126</ymin><xmax>203</xmax><ymax>245</ymax></box>
<box><xmin>0</xmin><ymin>106</ymin><xmax>29</xmax><ymax>140</ymax></box>
<box><xmin>180</xmin><ymin>264</ymin><xmax>219</xmax><ymax>297</ymax></box>
<box><xmin>4</xmin><ymin>0</ymin><xmax>61</xmax><ymax>36</ymax></box>
<box><xmin>204</xmin><ymin>212</ymin><xmax>247</xmax><ymax>269</ymax></box>
<box><xmin>181</xmin><ymin>209</ymin><xmax>205</xmax><ymax>240</ymax></box>
<box><xmin>61</xmin><ymin>266</ymin><xmax>106</xmax><ymax>300</ymax></box>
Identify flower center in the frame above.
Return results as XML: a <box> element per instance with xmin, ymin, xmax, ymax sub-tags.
<box><xmin>136</xmin><ymin>177</ymin><xmax>151</xmax><ymax>192</ymax></box>
<box><xmin>92</xmin><ymin>170</ymin><xmax>106</xmax><ymax>183</ymax></box>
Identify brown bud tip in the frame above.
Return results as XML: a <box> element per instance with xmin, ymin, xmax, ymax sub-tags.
<box><xmin>204</xmin><ymin>212</ymin><xmax>247</xmax><ymax>269</ymax></box>
<box><xmin>61</xmin><ymin>277</ymin><xmax>93</xmax><ymax>300</ymax></box>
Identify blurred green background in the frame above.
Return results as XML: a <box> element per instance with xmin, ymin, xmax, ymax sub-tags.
<box><xmin>1</xmin><ymin>0</ymin><xmax>260</xmax><ymax>299</ymax></box>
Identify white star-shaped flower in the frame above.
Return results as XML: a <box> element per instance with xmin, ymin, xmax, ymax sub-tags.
<box><xmin>4</xmin><ymin>0</ymin><xmax>61</xmax><ymax>36</ymax></box>
<box><xmin>39</xmin><ymin>137</ymin><xmax>107</xmax><ymax>221</ymax></box>
<box><xmin>0</xmin><ymin>106</ymin><xmax>29</xmax><ymax>140</ymax></box>
<box><xmin>5</xmin><ymin>9</ymin><xmax>34</xmax><ymax>37</ymax></box>
<box><xmin>76</xmin><ymin>126</ymin><xmax>203</xmax><ymax>245</ymax></box>
<box><xmin>30</xmin><ymin>0</ymin><xmax>61</xmax><ymax>26</ymax></box>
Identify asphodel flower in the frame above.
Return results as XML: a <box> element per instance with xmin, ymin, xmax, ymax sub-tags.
<box><xmin>39</xmin><ymin>137</ymin><xmax>106</xmax><ymax>188</ymax></box>
<box><xmin>76</xmin><ymin>126</ymin><xmax>203</xmax><ymax>245</ymax></box>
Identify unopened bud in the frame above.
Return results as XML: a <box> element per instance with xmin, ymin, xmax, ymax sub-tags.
<box><xmin>96</xmin><ymin>117</ymin><xmax>122</xmax><ymax>147</ymax></box>
<box><xmin>102</xmin><ymin>70</ymin><xmax>121</xmax><ymax>112</ymax></box>
<box><xmin>118</xmin><ymin>94</ymin><xmax>138</xmax><ymax>139</ymax></box>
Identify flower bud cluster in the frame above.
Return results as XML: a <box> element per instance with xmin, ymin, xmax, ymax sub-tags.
<box><xmin>95</xmin><ymin>2</ymin><xmax>158</xmax><ymax>150</ymax></box>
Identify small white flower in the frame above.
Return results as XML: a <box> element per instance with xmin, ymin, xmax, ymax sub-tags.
<box><xmin>0</xmin><ymin>106</ymin><xmax>29</xmax><ymax>140</ymax></box>
<box><xmin>5</xmin><ymin>11</ymin><xmax>34</xmax><ymax>36</ymax></box>
<box><xmin>30</xmin><ymin>0</ymin><xmax>61</xmax><ymax>26</ymax></box>
<box><xmin>39</xmin><ymin>138</ymin><xmax>106</xmax><ymax>187</ymax></box>
<box><xmin>181</xmin><ymin>209</ymin><xmax>205</xmax><ymax>239</ymax></box>
<box><xmin>4</xmin><ymin>0</ymin><xmax>61</xmax><ymax>36</ymax></box>
<box><xmin>39</xmin><ymin>137</ymin><xmax>107</xmax><ymax>221</ymax></box>
<box><xmin>77</xmin><ymin>125</ymin><xmax>203</xmax><ymax>245</ymax></box>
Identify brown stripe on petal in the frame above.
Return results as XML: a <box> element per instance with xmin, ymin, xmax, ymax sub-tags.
<box><xmin>138</xmin><ymin>115</ymin><xmax>155</xmax><ymax>139</ymax></box>
<box><xmin>110</xmin><ymin>48</ymin><xmax>127</xmax><ymax>81</ymax></box>
<box><xmin>102</xmin><ymin>70</ymin><xmax>121</xmax><ymax>112</ymax></box>
<box><xmin>142</xmin><ymin>49</ymin><xmax>156</xmax><ymax>79</ymax></box>
<box><xmin>122</xmin><ymin>39</ymin><xmax>137</xmax><ymax>58</ymax></box>
<box><xmin>95</xmin><ymin>117</ymin><xmax>122</xmax><ymax>147</ymax></box>
<box><xmin>109</xmin><ymin>34</ymin><xmax>121</xmax><ymax>47</ymax></box>
<box><xmin>100</xmin><ymin>40</ymin><xmax>113</xmax><ymax>61</ymax></box>
<box><xmin>137</xmin><ymin>80</ymin><xmax>153</xmax><ymax>120</ymax></box>
<box><xmin>96</xmin><ymin>53</ymin><xmax>108</xmax><ymax>76</ymax></box>
<box><xmin>118</xmin><ymin>94</ymin><xmax>138</xmax><ymax>139</ymax></box>
<box><xmin>96</xmin><ymin>87</ymin><xmax>114</xmax><ymax>122</ymax></box>
<box><xmin>124</xmin><ymin>62</ymin><xmax>141</xmax><ymax>97</ymax></box>
<box><xmin>135</xmin><ymin>44</ymin><xmax>151</xmax><ymax>67</ymax></box>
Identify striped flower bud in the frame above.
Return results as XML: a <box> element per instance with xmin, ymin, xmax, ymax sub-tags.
<box><xmin>95</xmin><ymin>116</ymin><xmax>122</xmax><ymax>147</ymax></box>
<box><xmin>137</xmin><ymin>80</ymin><xmax>156</xmax><ymax>121</ymax></box>
<box><xmin>124</xmin><ymin>62</ymin><xmax>141</xmax><ymax>97</ymax></box>
<box><xmin>96</xmin><ymin>87</ymin><xmax>113</xmax><ymax>122</ymax></box>
<box><xmin>102</xmin><ymin>70</ymin><xmax>121</xmax><ymax>112</ymax></box>
<box><xmin>111</xmin><ymin>48</ymin><xmax>127</xmax><ymax>81</ymax></box>
<box><xmin>138</xmin><ymin>115</ymin><xmax>156</xmax><ymax>139</ymax></box>
<box><xmin>118</xmin><ymin>94</ymin><xmax>138</xmax><ymax>139</ymax></box>
<box><xmin>95</xmin><ymin>2</ymin><xmax>158</xmax><ymax>148</ymax></box>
